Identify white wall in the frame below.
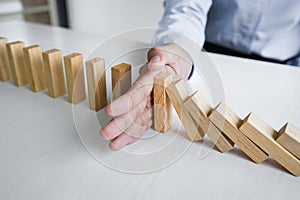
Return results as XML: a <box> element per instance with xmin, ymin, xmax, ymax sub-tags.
<box><xmin>0</xmin><ymin>0</ymin><xmax>23</xmax><ymax>22</ymax></box>
<box><xmin>66</xmin><ymin>0</ymin><xmax>165</xmax><ymax>36</ymax></box>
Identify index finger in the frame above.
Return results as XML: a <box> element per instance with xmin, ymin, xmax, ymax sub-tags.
<box><xmin>106</xmin><ymin>69</ymin><xmax>160</xmax><ymax>117</ymax></box>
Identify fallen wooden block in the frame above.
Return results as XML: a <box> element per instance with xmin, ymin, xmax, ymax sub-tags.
<box><xmin>276</xmin><ymin>123</ymin><xmax>300</xmax><ymax>160</ymax></box>
<box><xmin>166</xmin><ymin>79</ymin><xmax>204</xmax><ymax>141</ymax></box>
<box><xmin>0</xmin><ymin>37</ymin><xmax>11</xmax><ymax>81</ymax></box>
<box><xmin>183</xmin><ymin>91</ymin><xmax>234</xmax><ymax>152</ymax></box>
<box><xmin>153</xmin><ymin>72</ymin><xmax>173</xmax><ymax>133</ymax></box>
<box><xmin>23</xmin><ymin>45</ymin><xmax>47</xmax><ymax>92</ymax></box>
<box><xmin>209</xmin><ymin>102</ymin><xmax>268</xmax><ymax>162</ymax></box>
<box><xmin>239</xmin><ymin>113</ymin><xmax>300</xmax><ymax>176</ymax></box>
<box><xmin>42</xmin><ymin>49</ymin><xmax>66</xmax><ymax>98</ymax></box>
<box><xmin>6</xmin><ymin>41</ymin><xmax>28</xmax><ymax>86</ymax></box>
<box><xmin>111</xmin><ymin>63</ymin><xmax>131</xmax><ymax>100</ymax></box>
<box><xmin>64</xmin><ymin>53</ymin><xmax>86</xmax><ymax>104</ymax></box>
<box><xmin>86</xmin><ymin>58</ymin><xmax>107</xmax><ymax>111</ymax></box>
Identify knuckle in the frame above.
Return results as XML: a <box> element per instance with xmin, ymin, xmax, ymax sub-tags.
<box><xmin>116</xmin><ymin>117</ymin><xmax>130</xmax><ymax>131</ymax></box>
<box><xmin>124</xmin><ymin>129</ymin><xmax>135</xmax><ymax>138</ymax></box>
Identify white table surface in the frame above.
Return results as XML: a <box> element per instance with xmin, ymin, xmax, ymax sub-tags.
<box><xmin>0</xmin><ymin>21</ymin><xmax>299</xmax><ymax>200</ymax></box>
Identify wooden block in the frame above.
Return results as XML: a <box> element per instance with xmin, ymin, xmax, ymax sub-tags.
<box><xmin>183</xmin><ymin>91</ymin><xmax>234</xmax><ymax>152</ymax></box>
<box><xmin>239</xmin><ymin>113</ymin><xmax>300</xmax><ymax>176</ymax></box>
<box><xmin>42</xmin><ymin>49</ymin><xmax>66</xmax><ymax>98</ymax></box>
<box><xmin>209</xmin><ymin>102</ymin><xmax>268</xmax><ymax>162</ymax></box>
<box><xmin>86</xmin><ymin>58</ymin><xmax>107</xmax><ymax>111</ymax></box>
<box><xmin>0</xmin><ymin>37</ymin><xmax>11</xmax><ymax>81</ymax></box>
<box><xmin>153</xmin><ymin>72</ymin><xmax>173</xmax><ymax>133</ymax></box>
<box><xmin>276</xmin><ymin>123</ymin><xmax>300</xmax><ymax>160</ymax></box>
<box><xmin>64</xmin><ymin>53</ymin><xmax>86</xmax><ymax>104</ymax></box>
<box><xmin>111</xmin><ymin>63</ymin><xmax>131</xmax><ymax>100</ymax></box>
<box><xmin>6</xmin><ymin>41</ymin><xmax>28</xmax><ymax>86</ymax></box>
<box><xmin>166</xmin><ymin>79</ymin><xmax>204</xmax><ymax>141</ymax></box>
<box><xmin>23</xmin><ymin>45</ymin><xmax>47</xmax><ymax>92</ymax></box>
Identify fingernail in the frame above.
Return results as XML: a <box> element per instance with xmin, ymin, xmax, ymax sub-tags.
<box><xmin>150</xmin><ymin>56</ymin><xmax>160</xmax><ymax>63</ymax></box>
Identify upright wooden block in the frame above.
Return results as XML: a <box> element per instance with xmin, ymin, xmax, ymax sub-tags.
<box><xmin>23</xmin><ymin>45</ymin><xmax>47</xmax><ymax>92</ymax></box>
<box><xmin>183</xmin><ymin>91</ymin><xmax>234</xmax><ymax>153</ymax></box>
<box><xmin>64</xmin><ymin>53</ymin><xmax>86</xmax><ymax>104</ymax></box>
<box><xmin>0</xmin><ymin>37</ymin><xmax>11</xmax><ymax>81</ymax></box>
<box><xmin>153</xmin><ymin>72</ymin><xmax>173</xmax><ymax>133</ymax></box>
<box><xmin>111</xmin><ymin>63</ymin><xmax>131</xmax><ymax>100</ymax></box>
<box><xmin>42</xmin><ymin>49</ymin><xmax>66</xmax><ymax>98</ymax></box>
<box><xmin>166</xmin><ymin>79</ymin><xmax>204</xmax><ymax>141</ymax></box>
<box><xmin>239</xmin><ymin>113</ymin><xmax>300</xmax><ymax>176</ymax></box>
<box><xmin>209</xmin><ymin>102</ymin><xmax>268</xmax><ymax>162</ymax></box>
<box><xmin>6</xmin><ymin>41</ymin><xmax>28</xmax><ymax>86</ymax></box>
<box><xmin>276</xmin><ymin>123</ymin><xmax>300</xmax><ymax>160</ymax></box>
<box><xmin>86</xmin><ymin>58</ymin><xmax>107</xmax><ymax>111</ymax></box>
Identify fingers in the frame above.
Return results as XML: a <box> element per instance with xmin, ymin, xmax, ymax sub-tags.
<box><xmin>106</xmin><ymin>44</ymin><xmax>183</xmax><ymax>117</ymax></box>
<box><xmin>106</xmin><ymin>69</ymin><xmax>158</xmax><ymax>117</ymax></box>
<box><xmin>109</xmin><ymin>133</ymin><xmax>139</xmax><ymax>151</ymax></box>
<box><xmin>100</xmin><ymin>97</ymin><xmax>148</xmax><ymax>140</ymax></box>
<box><xmin>109</xmin><ymin>107</ymin><xmax>153</xmax><ymax>151</ymax></box>
<box><xmin>147</xmin><ymin>46</ymin><xmax>177</xmax><ymax>71</ymax></box>
<box><xmin>101</xmin><ymin>43</ymin><xmax>193</xmax><ymax>151</ymax></box>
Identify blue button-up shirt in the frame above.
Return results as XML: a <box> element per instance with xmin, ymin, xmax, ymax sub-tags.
<box><xmin>153</xmin><ymin>0</ymin><xmax>300</xmax><ymax>66</ymax></box>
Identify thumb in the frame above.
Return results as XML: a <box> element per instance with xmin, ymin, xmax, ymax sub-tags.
<box><xmin>148</xmin><ymin>55</ymin><xmax>166</xmax><ymax>71</ymax></box>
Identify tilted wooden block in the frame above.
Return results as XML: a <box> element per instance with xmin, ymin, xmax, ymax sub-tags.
<box><xmin>209</xmin><ymin>102</ymin><xmax>268</xmax><ymax>162</ymax></box>
<box><xmin>276</xmin><ymin>123</ymin><xmax>300</xmax><ymax>160</ymax></box>
<box><xmin>42</xmin><ymin>49</ymin><xmax>66</xmax><ymax>98</ymax></box>
<box><xmin>64</xmin><ymin>53</ymin><xmax>86</xmax><ymax>104</ymax></box>
<box><xmin>153</xmin><ymin>72</ymin><xmax>173</xmax><ymax>133</ymax></box>
<box><xmin>183</xmin><ymin>91</ymin><xmax>234</xmax><ymax>153</ymax></box>
<box><xmin>6</xmin><ymin>41</ymin><xmax>28</xmax><ymax>86</ymax></box>
<box><xmin>23</xmin><ymin>45</ymin><xmax>47</xmax><ymax>92</ymax></box>
<box><xmin>239</xmin><ymin>113</ymin><xmax>300</xmax><ymax>176</ymax></box>
<box><xmin>0</xmin><ymin>37</ymin><xmax>11</xmax><ymax>81</ymax></box>
<box><xmin>111</xmin><ymin>63</ymin><xmax>131</xmax><ymax>100</ymax></box>
<box><xmin>86</xmin><ymin>58</ymin><xmax>107</xmax><ymax>111</ymax></box>
<box><xmin>166</xmin><ymin>79</ymin><xmax>204</xmax><ymax>141</ymax></box>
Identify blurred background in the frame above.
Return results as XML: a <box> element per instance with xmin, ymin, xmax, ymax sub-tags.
<box><xmin>0</xmin><ymin>0</ymin><xmax>164</xmax><ymax>36</ymax></box>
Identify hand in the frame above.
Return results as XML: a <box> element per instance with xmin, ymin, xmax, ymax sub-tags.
<box><xmin>100</xmin><ymin>43</ymin><xmax>193</xmax><ymax>151</ymax></box>
<box><xmin>147</xmin><ymin>43</ymin><xmax>193</xmax><ymax>79</ymax></box>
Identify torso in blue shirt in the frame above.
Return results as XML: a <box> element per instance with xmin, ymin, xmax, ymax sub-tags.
<box><xmin>205</xmin><ymin>0</ymin><xmax>300</xmax><ymax>64</ymax></box>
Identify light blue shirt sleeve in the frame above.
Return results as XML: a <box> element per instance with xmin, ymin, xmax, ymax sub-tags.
<box><xmin>152</xmin><ymin>0</ymin><xmax>212</xmax><ymax>53</ymax></box>
<box><xmin>153</xmin><ymin>0</ymin><xmax>300</xmax><ymax>66</ymax></box>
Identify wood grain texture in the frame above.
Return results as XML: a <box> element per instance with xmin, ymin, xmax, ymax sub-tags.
<box><xmin>111</xmin><ymin>63</ymin><xmax>131</xmax><ymax>100</ymax></box>
<box><xmin>239</xmin><ymin>113</ymin><xmax>300</xmax><ymax>176</ymax></box>
<box><xmin>0</xmin><ymin>37</ymin><xmax>11</xmax><ymax>81</ymax></box>
<box><xmin>184</xmin><ymin>92</ymin><xmax>234</xmax><ymax>153</ymax></box>
<box><xmin>276</xmin><ymin>123</ymin><xmax>300</xmax><ymax>160</ymax></box>
<box><xmin>6</xmin><ymin>41</ymin><xmax>28</xmax><ymax>86</ymax></box>
<box><xmin>42</xmin><ymin>49</ymin><xmax>66</xmax><ymax>98</ymax></box>
<box><xmin>64</xmin><ymin>53</ymin><xmax>86</xmax><ymax>104</ymax></box>
<box><xmin>86</xmin><ymin>58</ymin><xmax>107</xmax><ymax>111</ymax></box>
<box><xmin>166</xmin><ymin>79</ymin><xmax>204</xmax><ymax>141</ymax></box>
<box><xmin>209</xmin><ymin>102</ymin><xmax>268</xmax><ymax>162</ymax></box>
<box><xmin>23</xmin><ymin>45</ymin><xmax>47</xmax><ymax>92</ymax></box>
<box><xmin>153</xmin><ymin>72</ymin><xmax>173</xmax><ymax>133</ymax></box>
